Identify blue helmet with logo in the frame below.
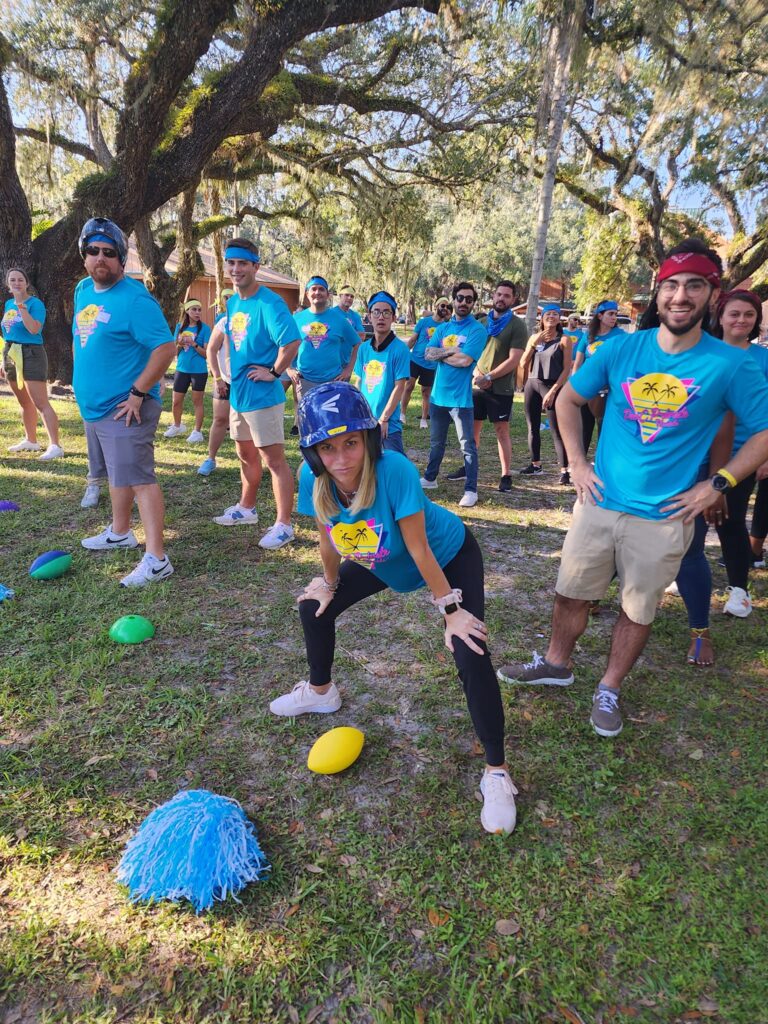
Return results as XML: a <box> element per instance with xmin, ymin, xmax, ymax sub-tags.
<box><xmin>78</xmin><ymin>217</ymin><xmax>128</xmax><ymax>266</ymax></box>
<box><xmin>298</xmin><ymin>381</ymin><xmax>381</xmax><ymax>476</ymax></box>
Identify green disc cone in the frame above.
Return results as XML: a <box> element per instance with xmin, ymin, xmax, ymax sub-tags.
<box><xmin>109</xmin><ymin>614</ymin><xmax>155</xmax><ymax>644</ymax></box>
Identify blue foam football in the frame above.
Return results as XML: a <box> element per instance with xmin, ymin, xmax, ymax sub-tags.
<box><xmin>29</xmin><ymin>550</ymin><xmax>73</xmax><ymax>580</ymax></box>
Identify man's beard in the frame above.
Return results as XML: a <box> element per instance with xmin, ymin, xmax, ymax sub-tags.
<box><xmin>659</xmin><ymin>307</ymin><xmax>704</xmax><ymax>336</ymax></box>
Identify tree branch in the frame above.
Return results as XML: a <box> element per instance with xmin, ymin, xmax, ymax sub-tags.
<box><xmin>14</xmin><ymin>124</ymin><xmax>98</xmax><ymax>164</ymax></box>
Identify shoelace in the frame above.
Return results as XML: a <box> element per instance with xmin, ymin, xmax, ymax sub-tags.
<box><xmin>485</xmin><ymin>771</ymin><xmax>519</xmax><ymax>798</ymax></box>
<box><xmin>595</xmin><ymin>688</ymin><xmax>619</xmax><ymax>714</ymax></box>
<box><xmin>524</xmin><ymin>651</ymin><xmax>545</xmax><ymax>671</ymax></box>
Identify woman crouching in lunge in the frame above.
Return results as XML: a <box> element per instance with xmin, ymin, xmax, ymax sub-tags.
<box><xmin>269</xmin><ymin>382</ymin><xmax>517</xmax><ymax>835</ymax></box>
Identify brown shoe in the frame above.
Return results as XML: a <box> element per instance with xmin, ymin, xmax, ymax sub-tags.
<box><xmin>496</xmin><ymin>652</ymin><xmax>574</xmax><ymax>687</ymax></box>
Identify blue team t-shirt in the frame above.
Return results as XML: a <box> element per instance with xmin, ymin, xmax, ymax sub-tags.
<box><xmin>341</xmin><ymin>307</ymin><xmax>364</xmax><ymax>335</ymax></box>
<box><xmin>294</xmin><ymin>306</ymin><xmax>360</xmax><ymax>382</ymax></box>
<box><xmin>574</xmin><ymin>326</ymin><xmax>627</xmax><ymax>360</ymax></box>
<box><xmin>570</xmin><ymin>327</ymin><xmax>768</xmax><ymax>519</ymax></box>
<box><xmin>353</xmin><ymin>336</ymin><xmax>411</xmax><ymax>432</ymax></box>
<box><xmin>72</xmin><ymin>276</ymin><xmax>173</xmax><ymax>421</ymax></box>
<box><xmin>429</xmin><ymin>315</ymin><xmax>488</xmax><ymax>408</ymax></box>
<box><xmin>297</xmin><ymin>451</ymin><xmax>466</xmax><ymax>592</ymax></box>
<box><xmin>2</xmin><ymin>296</ymin><xmax>46</xmax><ymax>345</ymax></box>
<box><xmin>227</xmin><ymin>287</ymin><xmax>299</xmax><ymax>413</ymax></box>
<box><xmin>411</xmin><ymin>316</ymin><xmax>443</xmax><ymax>368</ymax></box>
<box><xmin>174</xmin><ymin>321</ymin><xmax>211</xmax><ymax>374</ymax></box>
<box><xmin>733</xmin><ymin>343</ymin><xmax>768</xmax><ymax>453</ymax></box>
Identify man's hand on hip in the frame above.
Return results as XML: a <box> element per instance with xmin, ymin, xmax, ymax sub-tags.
<box><xmin>114</xmin><ymin>393</ymin><xmax>143</xmax><ymax>425</ymax></box>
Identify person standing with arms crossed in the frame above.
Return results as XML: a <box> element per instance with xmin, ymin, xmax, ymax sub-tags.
<box><xmin>402</xmin><ymin>298</ymin><xmax>452</xmax><ymax>428</ymax></box>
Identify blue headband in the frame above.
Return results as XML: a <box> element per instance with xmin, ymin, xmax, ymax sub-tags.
<box><xmin>225</xmin><ymin>246</ymin><xmax>260</xmax><ymax>263</ymax></box>
<box><xmin>87</xmin><ymin>233</ymin><xmax>116</xmax><ymax>246</ymax></box>
<box><xmin>541</xmin><ymin>303</ymin><xmax>561</xmax><ymax>314</ymax></box>
<box><xmin>367</xmin><ymin>291</ymin><xmax>397</xmax><ymax>312</ymax></box>
<box><xmin>596</xmin><ymin>300</ymin><xmax>618</xmax><ymax>313</ymax></box>
<box><xmin>306</xmin><ymin>276</ymin><xmax>329</xmax><ymax>291</ymax></box>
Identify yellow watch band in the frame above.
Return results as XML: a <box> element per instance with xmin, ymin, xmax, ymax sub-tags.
<box><xmin>716</xmin><ymin>468</ymin><xmax>737</xmax><ymax>488</ymax></box>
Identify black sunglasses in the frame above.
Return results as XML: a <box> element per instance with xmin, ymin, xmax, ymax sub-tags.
<box><xmin>455</xmin><ymin>294</ymin><xmax>475</xmax><ymax>303</ymax></box>
<box><xmin>85</xmin><ymin>244</ymin><xmax>118</xmax><ymax>259</ymax></box>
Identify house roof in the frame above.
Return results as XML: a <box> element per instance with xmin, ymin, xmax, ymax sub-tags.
<box><xmin>124</xmin><ymin>240</ymin><xmax>299</xmax><ymax>288</ymax></box>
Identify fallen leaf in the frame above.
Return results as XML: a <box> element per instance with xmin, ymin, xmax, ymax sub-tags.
<box><xmin>698</xmin><ymin>996</ymin><xmax>718</xmax><ymax>1016</ymax></box>
<box><xmin>379</xmin><ymin>998</ymin><xmax>394</xmax><ymax>1017</ymax></box>
<box><xmin>109</xmin><ymin>984</ymin><xmax>126</xmax><ymax>996</ymax></box>
<box><xmin>428</xmin><ymin>908</ymin><xmax>449</xmax><ymax>927</ymax></box>
<box><xmin>85</xmin><ymin>754</ymin><xmax>114</xmax><ymax>766</ymax></box>
<box><xmin>305</xmin><ymin>864</ymin><xmax>323</xmax><ymax>874</ymax></box>
<box><xmin>689</xmin><ymin>749</ymin><xmax>704</xmax><ymax>761</ymax></box>
<box><xmin>287</xmin><ymin>1008</ymin><xmax>299</xmax><ymax>1024</ymax></box>
<box><xmin>494</xmin><ymin>918</ymin><xmax>521</xmax><ymax>936</ymax></box>
<box><xmin>339</xmin><ymin>854</ymin><xmax>357</xmax><ymax>867</ymax></box>
<box><xmin>485</xmin><ymin>939</ymin><xmax>500</xmax><ymax>956</ymax></box>
<box><xmin>730</xmin><ymin>748</ymin><xmax>741</xmax><ymax>759</ymax></box>
<box><xmin>415</xmin><ymin>1008</ymin><xmax>426</xmax><ymax>1024</ymax></box>
<box><xmin>285</xmin><ymin>904</ymin><xmax>300</xmax><ymax>918</ymax></box>
<box><xmin>577</xmin><ymin>924</ymin><xmax>589</xmax><ymax>935</ymax></box>
<box><xmin>411</xmin><ymin>928</ymin><xmax>425</xmax><ymax>939</ymax></box>
<box><xmin>540</xmin><ymin>817</ymin><xmax>558</xmax><ymax>828</ymax></box>
<box><xmin>15</xmin><ymin>827</ymin><xmax>28</xmax><ymax>840</ymax></box>
<box><xmin>319</xmin><ymin>808</ymin><xmax>333</xmax><ymax>820</ymax></box>
<box><xmin>617</xmin><ymin>1008</ymin><xmax>638</xmax><ymax>1018</ymax></box>
<box><xmin>678</xmin><ymin>780</ymin><xmax>694</xmax><ymax>791</ymax></box>
<box><xmin>558</xmin><ymin>1008</ymin><xmax>586</xmax><ymax>1024</ymax></box>
<box><xmin>522</xmin><ymin>710</ymin><xmax>533</xmax><ymax>722</ymax></box>
<box><xmin>288</xmin><ymin>820</ymin><xmax>304</xmax><ymax>834</ymax></box>
<box><xmin>146</xmin><ymin>768</ymin><xmax>159</xmax><ymax>781</ymax></box>
<box><xmin>306</xmin><ymin>1007</ymin><xmax>323</xmax><ymax>1023</ymax></box>
<box><xmin>162</xmin><ymin>971</ymin><xmax>174</xmax><ymax>994</ymax></box>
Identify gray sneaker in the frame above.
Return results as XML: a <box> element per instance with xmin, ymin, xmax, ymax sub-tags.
<box><xmin>590</xmin><ymin>686</ymin><xmax>623</xmax><ymax>737</ymax></box>
<box><xmin>496</xmin><ymin>651</ymin><xmax>574</xmax><ymax>687</ymax></box>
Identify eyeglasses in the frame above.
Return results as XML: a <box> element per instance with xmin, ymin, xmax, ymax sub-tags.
<box><xmin>85</xmin><ymin>245</ymin><xmax>118</xmax><ymax>259</ymax></box>
<box><xmin>370</xmin><ymin>308</ymin><xmax>394</xmax><ymax>318</ymax></box>
<box><xmin>658</xmin><ymin>278</ymin><xmax>710</xmax><ymax>297</ymax></box>
<box><xmin>455</xmin><ymin>294</ymin><xmax>475</xmax><ymax>304</ymax></box>
<box><xmin>436</xmin><ymin>305</ymin><xmax>451</xmax><ymax>312</ymax></box>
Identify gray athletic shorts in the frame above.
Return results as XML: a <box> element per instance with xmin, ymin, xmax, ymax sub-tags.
<box><xmin>84</xmin><ymin>398</ymin><xmax>162</xmax><ymax>488</ymax></box>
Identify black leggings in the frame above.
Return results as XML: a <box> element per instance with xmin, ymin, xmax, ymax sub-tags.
<box><xmin>524</xmin><ymin>377</ymin><xmax>567</xmax><ymax>468</ymax></box>
<box><xmin>298</xmin><ymin>528</ymin><xmax>506</xmax><ymax>766</ymax></box>
<box><xmin>751</xmin><ymin>478</ymin><xmax>768</xmax><ymax>542</ymax></box>
<box><xmin>580</xmin><ymin>404</ymin><xmax>596</xmax><ymax>455</ymax></box>
<box><xmin>716</xmin><ymin>473</ymin><xmax>756</xmax><ymax>590</ymax></box>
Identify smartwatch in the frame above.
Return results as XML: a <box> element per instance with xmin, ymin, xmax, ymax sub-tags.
<box><xmin>711</xmin><ymin>473</ymin><xmax>733</xmax><ymax>493</ymax></box>
<box><xmin>129</xmin><ymin>385</ymin><xmax>148</xmax><ymax>399</ymax></box>
<box><xmin>442</xmin><ymin>602</ymin><xmax>460</xmax><ymax>615</ymax></box>
<box><xmin>268</xmin><ymin>365</ymin><xmax>280</xmax><ymax>378</ymax></box>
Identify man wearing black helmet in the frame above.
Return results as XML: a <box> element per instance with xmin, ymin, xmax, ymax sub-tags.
<box><xmin>72</xmin><ymin>217</ymin><xmax>176</xmax><ymax>587</ymax></box>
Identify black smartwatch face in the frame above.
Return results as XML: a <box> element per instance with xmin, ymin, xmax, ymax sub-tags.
<box><xmin>712</xmin><ymin>474</ymin><xmax>730</xmax><ymax>492</ymax></box>
<box><xmin>443</xmin><ymin>602</ymin><xmax>459</xmax><ymax>615</ymax></box>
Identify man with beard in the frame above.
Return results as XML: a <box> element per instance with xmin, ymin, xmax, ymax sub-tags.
<box><xmin>497</xmin><ymin>239</ymin><xmax>768</xmax><ymax>738</ymax></box>
<box><xmin>446</xmin><ymin>280</ymin><xmax>527</xmax><ymax>492</ymax></box>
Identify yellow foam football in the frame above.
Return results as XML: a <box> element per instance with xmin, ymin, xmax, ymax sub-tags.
<box><xmin>307</xmin><ymin>726</ymin><xmax>365</xmax><ymax>775</ymax></box>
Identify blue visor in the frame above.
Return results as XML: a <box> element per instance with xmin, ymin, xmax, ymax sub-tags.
<box><xmin>367</xmin><ymin>290</ymin><xmax>397</xmax><ymax>312</ymax></box>
<box><xmin>225</xmin><ymin>246</ymin><xmax>260</xmax><ymax>263</ymax></box>
<box><xmin>596</xmin><ymin>300</ymin><xmax>618</xmax><ymax>313</ymax></box>
<box><xmin>541</xmin><ymin>302</ymin><xmax>561</xmax><ymax>314</ymax></box>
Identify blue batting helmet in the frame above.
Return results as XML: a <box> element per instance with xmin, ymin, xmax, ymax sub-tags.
<box><xmin>297</xmin><ymin>382</ymin><xmax>381</xmax><ymax>477</ymax></box>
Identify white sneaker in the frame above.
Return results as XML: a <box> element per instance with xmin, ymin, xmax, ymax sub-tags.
<box><xmin>400</xmin><ymin>411</ymin><xmax>407</xmax><ymax>425</ymax></box>
<box><xmin>187</xmin><ymin>430</ymin><xmax>204</xmax><ymax>444</ymax></box>
<box><xmin>39</xmin><ymin>444</ymin><xmax>65</xmax><ymax>461</ymax></box>
<box><xmin>420</xmin><ymin>477</ymin><xmax>438</xmax><ymax>490</ymax></box>
<box><xmin>419</xmin><ymin>417</ymin><xmax>429</xmax><ymax>429</ymax></box>
<box><xmin>82</xmin><ymin>526</ymin><xmax>139</xmax><ymax>550</ymax></box>
<box><xmin>479</xmin><ymin>769</ymin><xmax>518</xmax><ymax>834</ymax></box>
<box><xmin>258</xmin><ymin>522</ymin><xmax>295</xmax><ymax>550</ymax></box>
<box><xmin>723</xmin><ymin>586</ymin><xmax>752</xmax><ymax>618</ymax></box>
<box><xmin>269</xmin><ymin>680</ymin><xmax>342</xmax><ymax>717</ymax></box>
<box><xmin>664</xmin><ymin>580</ymin><xmax>680</xmax><ymax>596</ymax></box>
<box><xmin>213</xmin><ymin>503</ymin><xmax>259</xmax><ymax>526</ymax></box>
<box><xmin>163</xmin><ymin>424</ymin><xmax>187</xmax><ymax>438</ymax></box>
<box><xmin>8</xmin><ymin>439</ymin><xmax>41</xmax><ymax>452</ymax></box>
<box><xmin>80</xmin><ymin>484</ymin><xmax>101</xmax><ymax>509</ymax></box>
<box><xmin>120</xmin><ymin>553</ymin><xmax>174</xmax><ymax>587</ymax></box>
<box><xmin>459</xmin><ymin>490</ymin><xmax>478</xmax><ymax>508</ymax></box>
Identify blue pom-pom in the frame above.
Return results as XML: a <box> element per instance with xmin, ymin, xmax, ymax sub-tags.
<box><xmin>116</xmin><ymin>790</ymin><xmax>269</xmax><ymax>913</ymax></box>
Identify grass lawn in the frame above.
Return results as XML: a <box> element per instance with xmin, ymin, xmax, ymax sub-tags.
<box><xmin>1</xmin><ymin>384</ymin><xmax>767</xmax><ymax>1024</ymax></box>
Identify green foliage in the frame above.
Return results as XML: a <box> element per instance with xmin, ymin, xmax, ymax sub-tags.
<box><xmin>573</xmin><ymin>210</ymin><xmax>651</xmax><ymax>309</ymax></box>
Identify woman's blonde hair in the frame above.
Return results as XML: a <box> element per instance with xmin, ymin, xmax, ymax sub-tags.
<box><xmin>311</xmin><ymin>433</ymin><xmax>378</xmax><ymax>525</ymax></box>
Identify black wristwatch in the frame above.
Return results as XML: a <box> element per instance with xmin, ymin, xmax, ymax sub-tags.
<box><xmin>442</xmin><ymin>602</ymin><xmax>460</xmax><ymax>615</ymax></box>
<box><xmin>711</xmin><ymin>473</ymin><xmax>732</xmax><ymax>493</ymax></box>
<box><xmin>268</xmin><ymin>365</ymin><xmax>280</xmax><ymax>378</ymax></box>
<box><xmin>129</xmin><ymin>385</ymin><xmax>148</xmax><ymax>399</ymax></box>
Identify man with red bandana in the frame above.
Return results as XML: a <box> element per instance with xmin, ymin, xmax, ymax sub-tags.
<box><xmin>497</xmin><ymin>239</ymin><xmax>768</xmax><ymax>739</ymax></box>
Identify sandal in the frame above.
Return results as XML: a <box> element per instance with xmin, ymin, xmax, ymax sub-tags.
<box><xmin>687</xmin><ymin>627</ymin><xmax>715</xmax><ymax>667</ymax></box>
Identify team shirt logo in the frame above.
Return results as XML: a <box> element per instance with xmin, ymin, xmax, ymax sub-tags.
<box><xmin>178</xmin><ymin>329</ymin><xmax>196</xmax><ymax>348</ymax></box>
<box><xmin>425</xmin><ymin>326</ymin><xmax>436</xmax><ymax>340</ymax></box>
<box><xmin>229</xmin><ymin>311</ymin><xmax>250</xmax><ymax>351</ymax></box>
<box><xmin>327</xmin><ymin>519</ymin><xmax>390</xmax><ymax>568</ymax></box>
<box><xmin>1</xmin><ymin>308</ymin><xmax>20</xmax><ymax>335</ymax></box>
<box><xmin>440</xmin><ymin>333</ymin><xmax>466</xmax><ymax>349</ymax></box>
<box><xmin>75</xmin><ymin>303</ymin><xmax>111</xmax><ymax>346</ymax></box>
<box><xmin>621</xmin><ymin>371</ymin><xmax>700</xmax><ymax>443</ymax></box>
<box><xmin>303</xmin><ymin>321</ymin><xmax>329</xmax><ymax>348</ymax></box>
<box><xmin>586</xmin><ymin>340</ymin><xmax>603</xmax><ymax>357</ymax></box>
<box><xmin>362</xmin><ymin>359</ymin><xmax>385</xmax><ymax>394</ymax></box>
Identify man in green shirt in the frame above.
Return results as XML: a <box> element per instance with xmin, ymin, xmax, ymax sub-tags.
<box><xmin>447</xmin><ymin>280</ymin><xmax>527</xmax><ymax>493</ymax></box>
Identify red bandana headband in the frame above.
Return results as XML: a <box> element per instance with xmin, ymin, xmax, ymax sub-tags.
<box><xmin>657</xmin><ymin>252</ymin><xmax>721</xmax><ymax>286</ymax></box>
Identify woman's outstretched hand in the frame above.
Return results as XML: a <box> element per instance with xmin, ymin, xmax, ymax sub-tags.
<box><xmin>444</xmin><ymin>608</ymin><xmax>488</xmax><ymax>655</ymax></box>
